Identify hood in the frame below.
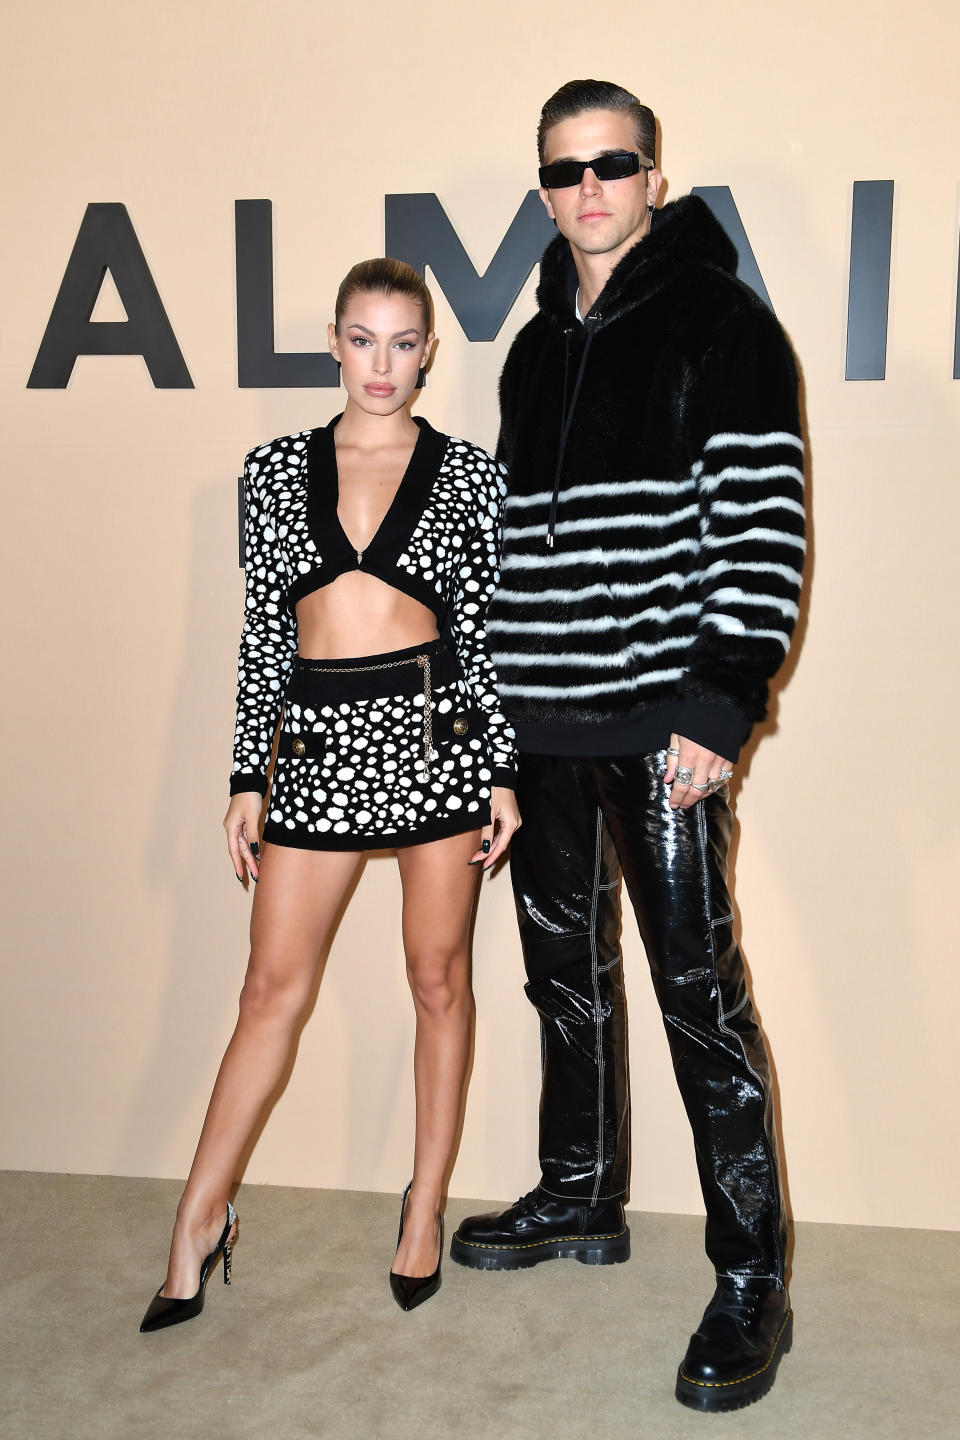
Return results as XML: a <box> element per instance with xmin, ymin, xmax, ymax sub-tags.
<box><xmin>536</xmin><ymin>193</ymin><xmax>739</xmax><ymax>331</ymax></box>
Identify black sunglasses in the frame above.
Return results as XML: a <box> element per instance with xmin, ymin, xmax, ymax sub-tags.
<box><xmin>538</xmin><ymin>149</ymin><xmax>654</xmax><ymax>189</ymax></box>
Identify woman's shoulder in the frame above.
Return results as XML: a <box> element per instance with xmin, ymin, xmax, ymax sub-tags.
<box><xmin>437</xmin><ymin>431</ymin><xmax>508</xmax><ymax>499</ymax></box>
<box><xmin>243</xmin><ymin>429</ymin><xmax>312</xmax><ymax>486</ymax></box>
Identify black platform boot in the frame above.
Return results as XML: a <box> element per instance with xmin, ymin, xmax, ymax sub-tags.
<box><xmin>675</xmin><ymin>1278</ymin><xmax>793</xmax><ymax>1411</ymax></box>
<box><xmin>450</xmin><ymin>1185</ymin><xmax>629</xmax><ymax>1269</ymax></box>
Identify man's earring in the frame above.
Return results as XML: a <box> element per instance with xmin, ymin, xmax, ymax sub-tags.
<box><xmin>648</xmin><ymin>203</ymin><xmax>656</xmax><ymax>221</ymax></box>
<box><xmin>417</xmin><ymin>366</ymin><xmax>427</xmax><ymax>389</ymax></box>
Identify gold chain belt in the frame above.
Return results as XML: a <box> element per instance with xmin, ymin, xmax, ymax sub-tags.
<box><xmin>297</xmin><ymin>653</ymin><xmax>435</xmax><ymax>778</ymax></box>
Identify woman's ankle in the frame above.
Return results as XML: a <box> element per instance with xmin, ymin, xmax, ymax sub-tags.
<box><xmin>175</xmin><ymin>1196</ymin><xmax>230</xmax><ymax>1235</ymax></box>
<box><xmin>406</xmin><ymin>1183</ymin><xmax>442</xmax><ymax>1214</ymax></box>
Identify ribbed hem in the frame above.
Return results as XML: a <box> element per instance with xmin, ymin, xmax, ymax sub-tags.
<box><xmin>492</xmin><ymin>764</ymin><xmax>518</xmax><ymax>789</ymax></box>
<box><xmin>509</xmin><ymin>696</ymin><xmax>751</xmax><ymax>763</ymax></box>
<box><xmin>262</xmin><ymin>810</ymin><xmax>485</xmax><ymax>852</ymax></box>
<box><xmin>229</xmin><ymin>770</ymin><xmax>268</xmax><ymax>797</ymax></box>
<box><xmin>673</xmin><ymin>697</ymin><xmax>752</xmax><ymax>763</ymax></box>
<box><xmin>511</xmin><ymin>702</ymin><xmax>673</xmax><ymax>757</ymax></box>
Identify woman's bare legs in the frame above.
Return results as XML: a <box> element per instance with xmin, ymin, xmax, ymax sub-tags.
<box><xmin>161</xmin><ymin>843</ymin><xmax>363</xmax><ymax>1297</ymax></box>
<box><xmin>392</xmin><ymin>828</ymin><xmax>481</xmax><ymax>1277</ymax></box>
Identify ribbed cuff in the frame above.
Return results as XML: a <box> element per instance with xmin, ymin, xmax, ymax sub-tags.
<box><xmin>673</xmin><ymin>697</ymin><xmax>752</xmax><ymax>763</ymax></box>
<box><xmin>229</xmin><ymin>770</ymin><xmax>268</xmax><ymax>797</ymax></box>
<box><xmin>492</xmin><ymin>764</ymin><xmax>517</xmax><ymax>790</ymax></box>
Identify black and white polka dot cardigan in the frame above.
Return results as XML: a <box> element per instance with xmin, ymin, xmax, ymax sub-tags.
<box><xmin>229</xmin><ymin>415</ymin><xmax>517</xmax><ymax>797</ymax></box>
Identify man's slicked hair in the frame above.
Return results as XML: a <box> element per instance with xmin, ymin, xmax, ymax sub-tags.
<box><xmin>537</xmin><ymin>79</ymin><xmax>656</xmax><ymax>165</ymax></box>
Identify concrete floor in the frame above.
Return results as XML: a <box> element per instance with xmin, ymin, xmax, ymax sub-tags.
<box><xmin>0</xmin><ymin>1172</ymin><xmax>957</xmax><ymax>1440</ymax></box>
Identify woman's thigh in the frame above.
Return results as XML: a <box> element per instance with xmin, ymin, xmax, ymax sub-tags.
<box><xmin>396</xmin><ymin>829</ymin><xmax>481</xmax><ymax>962</ymax></box>
<box><xmin>247</xmin><ymin>842</ymin><xmax>365</xmax><ymax>990</ymax></box>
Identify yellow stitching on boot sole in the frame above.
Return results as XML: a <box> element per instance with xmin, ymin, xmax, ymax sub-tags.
<box><xmin>454</xmin><ymin>1228</ymin><xmax>627</xmax><ymax>1251</ymax></box>
<box><xmin>678</xmin><ymin>1312</ymin><xmax>792</xmax><ymax>1389</ymax></box>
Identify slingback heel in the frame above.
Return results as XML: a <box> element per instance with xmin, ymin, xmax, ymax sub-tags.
<box><xmin>389</xmin><ymin>1181</ymin><xmax>442</xmax><ymax>1312</ymax></box>
<box><xmin>140</xmin><ymin>1201</ymin><xmax>238</xmax><ymax>1333</ymax></box>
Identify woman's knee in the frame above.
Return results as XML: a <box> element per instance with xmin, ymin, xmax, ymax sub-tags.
<box><xmin>237</xmin><ymin>961</ymin><xmax>308</xmax><ymax>1026</ymax></box>
<box><xmin>405</xmin><ymin>948</ymin><xmax>471</xmax><ymax>1015</ymax></box>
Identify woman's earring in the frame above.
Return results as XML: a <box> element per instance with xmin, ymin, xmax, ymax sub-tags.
<box><xmin>336</xmin><ymin>361</ymin><xmax>342</xmax><ymax>386</ymax></box>
<box><xmin>416</xmin><ymin>366</ymin><xmax>427</xmax><ymax>389</ymax></box>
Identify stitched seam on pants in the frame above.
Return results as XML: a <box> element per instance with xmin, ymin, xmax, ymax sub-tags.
<box><xmin>711</xmin><ymin>912</ymin><xmax>734</xmax><ymax>928</ymax></box>
<box><xmin>590</xmin><ymin>806</ymin><xmax>605</xmax><ymax>1209</ymax></box>
<box><xmin>723</xmin><ymin>993</ymin><xmax>750</xmax><ymax>1021</ymax></box>
<box><xmin>696</xmin><ymin>802</ymin><xmax>783</xmax><ymax>1282</ymax></box>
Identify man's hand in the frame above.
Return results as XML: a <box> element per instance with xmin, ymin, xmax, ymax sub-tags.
<box><xmin>663</xmin><ymin>733</ymin><xmax>734</xmax><ymax>810</ymax></box>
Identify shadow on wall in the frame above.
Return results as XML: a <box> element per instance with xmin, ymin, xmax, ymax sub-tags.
<box><xmin>723</xmin><ymin>164</ymin><xmax>953</xmax><ymax>1226</ymax></box>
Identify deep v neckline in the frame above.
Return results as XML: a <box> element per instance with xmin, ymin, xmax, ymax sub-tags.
<box><xmin>332</xmin><ymin>422</ymin><xmax>424</xmax><ymax>562</ymax></box>
<box><xmin>305</xmin><ymin>413</ymin><xmax>446</xmax><ymax>573</ymax></box>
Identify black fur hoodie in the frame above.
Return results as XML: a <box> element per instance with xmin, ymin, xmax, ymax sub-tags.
<box><xmin>486</xmin><ymin>194</ymin><xmax>805</xmax><ymax>761</ymax></box>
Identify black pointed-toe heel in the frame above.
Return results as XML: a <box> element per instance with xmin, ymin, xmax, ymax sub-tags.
<box><xmin>389</xmin><ymin>1181</ymin><xmax>442</xmax><ymax>1312</ymax></box>
<box><xmin>139</xmin><ymin>1202</ymin><xmax>238</xmax><ymax>1333</ymax></box>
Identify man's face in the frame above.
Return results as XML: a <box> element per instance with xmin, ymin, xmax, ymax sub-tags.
<box><xmin>539</xmin><ymin>108</ymin><xmax>661</xmax><ymax>262</ymax></box>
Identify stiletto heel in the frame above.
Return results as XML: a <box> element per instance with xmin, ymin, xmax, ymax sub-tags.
<box><xmin>389</xmin><ymin>1181</ymin><xmax>442</xmax><ymax>1312</ymax></box>
<box><xmin>140</xmin><ymin>1202</ymin><xmax>238</xmax><ymax>1333</ymax></box>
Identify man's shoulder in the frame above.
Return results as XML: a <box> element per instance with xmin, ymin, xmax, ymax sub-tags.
<box><xmin>649</xmin><ymin>256</ymin><xmax>796</xmax><ymax>374</ymax></box>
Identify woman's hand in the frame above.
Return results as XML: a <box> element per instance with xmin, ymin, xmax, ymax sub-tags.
<box><xmin>470</xmin><ymin>786</ymin><xmax>521</xmax><ymax>871</ymax></box>
<box><xmin>224</xmin><ymin>792</ymin><xmax>263</xmax><ymax>881</ymax></box>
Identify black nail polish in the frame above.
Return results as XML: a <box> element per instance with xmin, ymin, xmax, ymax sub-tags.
<box><xmin>236</xmin><ymin>873</ymin><xmax>243</xmax><ymax>883</ymax></box>
<box><xmin>481</xmin><ymin>840</ymin><xmax>491</xmax><ymax>853</ymax></box>
<box><xmin>250</xmin><ymin>841</ymin><xmax>260</xmax><ymax>856</ymax></box>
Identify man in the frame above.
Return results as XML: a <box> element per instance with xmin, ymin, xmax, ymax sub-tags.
<box><xmin>450</xmin><ymin>80</ymin><xmax>805</xmax><ymax>1412</ymax></box>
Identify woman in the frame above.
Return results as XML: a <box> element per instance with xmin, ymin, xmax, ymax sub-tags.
<box><xmin>140</xmin><ymin>258</ymin><xmax>519</xmax><ymax>1330</ymax></box>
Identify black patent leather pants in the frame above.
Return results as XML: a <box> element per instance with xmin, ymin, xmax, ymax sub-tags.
<box><xmin>510</xmin><ymin>752</ymin><xmax>787</xmax><ymax>1284</ymax></box>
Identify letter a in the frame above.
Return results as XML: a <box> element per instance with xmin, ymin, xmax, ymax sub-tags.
<box><xmin>28</xmin><ymin>203</ymin><xmax>192</xmax><ymax>388</ymax></box>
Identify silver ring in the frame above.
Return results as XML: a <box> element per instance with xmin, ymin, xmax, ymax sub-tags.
<box><xmin>675</xmin><ymin>766</ymin><xmax>695</xmax><ymax>785</ymax></box>
<box><xmin>719</xmin><ymin>769</ymin><xmax>734</xmax><ymax>781</ymax></box>
<box><xmin>691</xmin><ymin>781</ymin><xmax>710</xmax><ymax>792</ymax></box>
<box><xmin>666</xmin><ymin>746</ymin><xmax>680</xmax><ymax>757</ymax></box>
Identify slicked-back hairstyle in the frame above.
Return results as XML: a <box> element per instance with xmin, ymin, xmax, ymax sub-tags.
<box><xmin>537</xmin><ymin>79</ymin><xmax>657</xmax><ymax>165</ymax></box>
<box><xmin>334</xmin><ymin>257</ymin><xmax>433</xmax><ymax>332</ymax></box>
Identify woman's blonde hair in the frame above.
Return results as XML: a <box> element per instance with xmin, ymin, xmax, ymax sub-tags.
<box><xmin>334</xmin><ymin>257</ymin><xmax>433</xmax><ymax>332</ymax></box>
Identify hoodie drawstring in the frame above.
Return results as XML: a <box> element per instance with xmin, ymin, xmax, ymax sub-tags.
<box><xmin>547</xmin><ymin>324</ymin><xmax>595</xmax><ymax>547</ymax></box>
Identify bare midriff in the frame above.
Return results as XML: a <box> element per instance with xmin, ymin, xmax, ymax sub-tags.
<box><xmin>295</xmin><ymin>571</ymin><xmax>439</xmax><ymax>660</ymax></box>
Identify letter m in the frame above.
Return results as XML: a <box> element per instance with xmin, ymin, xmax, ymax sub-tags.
<box><xmin>385</xmin><ymin>192</ymin><xmax>556</xmax><ymax>341</ymax></box>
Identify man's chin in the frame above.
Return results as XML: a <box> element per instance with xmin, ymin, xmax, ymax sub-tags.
<box><xmin>562</xmin><ymin>217</ymin><xmax>647</xmax><ymax>258</ymax></box>
<box><xmin>568</xmin><ymin>231</ymin><xmax>641</xmax><ymax>260</ymax></box>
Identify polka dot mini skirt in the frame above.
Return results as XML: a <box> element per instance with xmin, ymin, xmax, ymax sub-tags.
<box><xmin>262</xmin><ymin>640</ymin><xmax>493</xmax><ymax>851</ymax></box>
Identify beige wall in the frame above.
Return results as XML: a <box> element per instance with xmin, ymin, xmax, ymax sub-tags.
<box><xmin>2</xmin><ymin>0</ymin><xmax>958</xmax><ymax>1230</ymax></box>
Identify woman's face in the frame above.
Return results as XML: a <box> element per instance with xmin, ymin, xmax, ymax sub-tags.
<box><xmin>328</xmin><ymin>290</ymin><xmax>434</xmax><ymax>415</ymax></box>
